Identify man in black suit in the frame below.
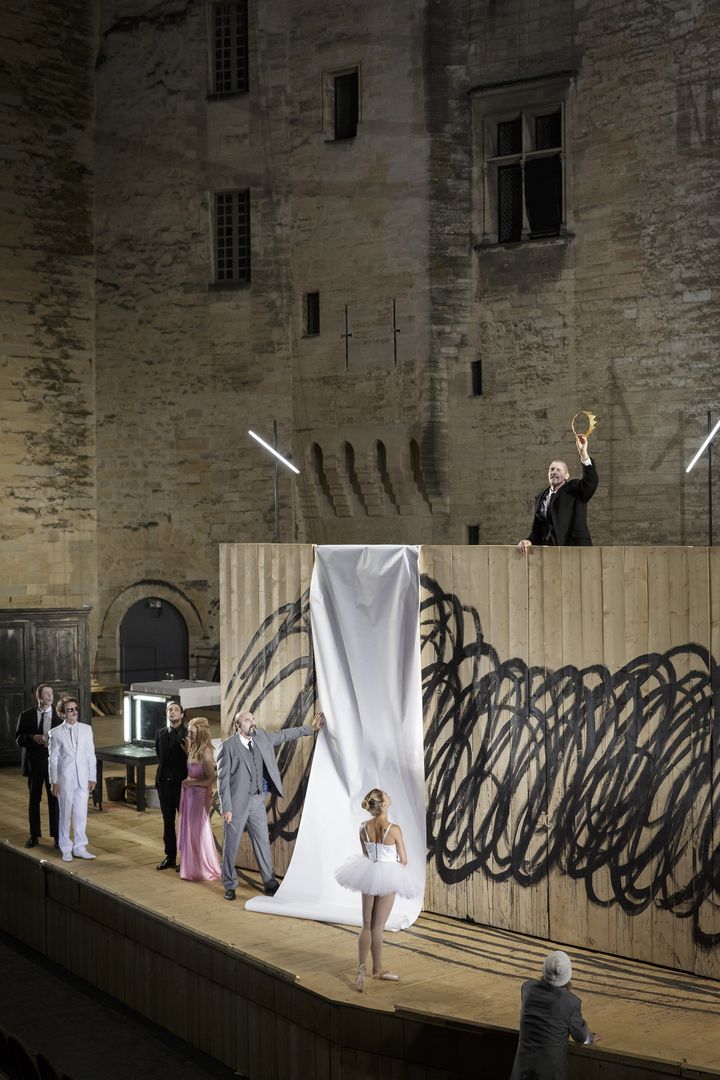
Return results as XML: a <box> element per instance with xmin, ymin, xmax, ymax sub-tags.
<box><xmin>517</xmin><ymin>434</ymin><xmax>598</xmax><ymax>552</ymax></box>
<box><xmin>154</xmin><ymin>699</ymin><xmax>188</xmax><ymax>870</ymax></box>
<box><xmin>15</xmin><ymin>683</ymin><xmax>62</xmax><ymax>848</ymax></box>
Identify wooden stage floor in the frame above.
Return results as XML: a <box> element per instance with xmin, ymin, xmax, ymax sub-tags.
<box><xmin>0</xmin><ymin>731</ymin><xmax>717</xmax><ymax>1078</ymax></box>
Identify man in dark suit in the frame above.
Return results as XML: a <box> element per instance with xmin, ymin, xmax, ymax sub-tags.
<box><xmin>15</xmin><ymin>683</ymin><xmax>62</xmax><ymax>848</ymax></box>
<box><xmin>154</xmin><ymin>699</ymin><xmax>188</xmax><ymax>870</ymax></box>
<box><xmin>510</xmin><ymin>950</ymin><xmax>599</xmax><ymax>1080</ymax></box>
<box><xmin>517</xmin><ymin>434</ymin><xmax>598</xmax><ymax>551</ymax></box>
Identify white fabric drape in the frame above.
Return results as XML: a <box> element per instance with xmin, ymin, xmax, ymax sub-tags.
<box><xmin>246</xmin><ymin>544</ymin><xmax>426</xmax><ymax>929</ymax></box>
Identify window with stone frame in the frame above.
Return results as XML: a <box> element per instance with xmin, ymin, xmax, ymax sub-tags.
<box><xmin>322</xmin><ymin>65</ymin><xmax>361</xmax><ymax>142</ymax></box>
<box><xmin>304</xmin><ymin>291</ymin><xmax>320</xmax><ymax>336</ymax></box>
<box><xmin>211</xmin><ymin>1</ymin><xmax>249</xmax><ymax>95</ymax></box>
<box><xmin>473</xmin><ymin>75</ymin><xmax>573</xmax><ymax>246</ymax></box>
<box><xmin>214</xmin><ymin>190</ymin><xmax>251</xmax><ymax>283</ymax></box>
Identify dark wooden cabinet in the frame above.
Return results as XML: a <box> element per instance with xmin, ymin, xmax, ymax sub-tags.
<box><xmin>0</xmin><ymin>608</ymin><xmax>91</xmax><ymax>763</ymax></box>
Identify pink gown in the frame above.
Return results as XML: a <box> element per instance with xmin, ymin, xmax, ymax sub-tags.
<box><xmin>177</xmin><ymin>761</ymin><xmax>221</xmax><ymax>881</ymax></box>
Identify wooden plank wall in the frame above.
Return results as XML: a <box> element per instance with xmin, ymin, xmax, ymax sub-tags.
<box><xmin>219</xmin><ymin>544</ymin><xmax>720</xmax><ymax>979</ymax></box>
<box><xmin>220</xmin><ymin>543</ymin><xmax>315</xmax><ymax>878</ymax></box>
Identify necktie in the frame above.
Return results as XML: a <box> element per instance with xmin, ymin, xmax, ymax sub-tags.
<box><xmin>247</xmin><ymin>738</ymin><xmax>254</xmax><ymax>752</ymax></box>
<box><xmin>38</xmin><ymin>710</ymin><xmax>45</xmax><ymax>734</ymax></box>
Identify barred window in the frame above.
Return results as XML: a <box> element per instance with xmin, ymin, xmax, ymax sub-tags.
<box><xmin>473</xmin><ymin>75</ymin><xmax>572</xmax><ymax>247</ymax></box>
<box><xmin>212</xmin><ymin>1</ymin><xmax>248</xmax><ymax>95</ymax></box>
<box><xmin>214</xmin><ymin>190</ymin><xmax>251</xmax><ymax>283</ymax></box>
<box><xmin>489</xmin><ymin>108</ymin><xmax>563</xmax><ymax>243</ymax></box>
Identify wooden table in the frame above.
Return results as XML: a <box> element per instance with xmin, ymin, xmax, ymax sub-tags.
<box><xmin>95</xmin><ymin>744</ymin><xmax>158</xmax><ymax>812</ymax></box>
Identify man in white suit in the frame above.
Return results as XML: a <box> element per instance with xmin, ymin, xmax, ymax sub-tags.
<box><xmin>48</xmin><ymin>697</ymin><xmax>97</xmax><ymax>863</ymax></box>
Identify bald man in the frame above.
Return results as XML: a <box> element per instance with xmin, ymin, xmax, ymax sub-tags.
<box><xmin>517</xmin><ymin>434</ymin><xmax>598</xmax><ymax>552</ymax></box>
<box><xmin>217</xmin><ymin>707</ymin><xmax>324</xmax><ymax>901</ymax></box>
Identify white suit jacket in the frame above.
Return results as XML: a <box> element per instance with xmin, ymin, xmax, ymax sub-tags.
<box><xmin>48</xmin><ymin>721</ymin><xmax>97</xmax><ymax>790</ymax></box>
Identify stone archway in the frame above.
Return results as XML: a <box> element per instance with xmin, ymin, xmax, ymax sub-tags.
<box><xmin>95</xmin><ymin>580</ymin><xmax>206</xmax><ymax>685</ymax></box>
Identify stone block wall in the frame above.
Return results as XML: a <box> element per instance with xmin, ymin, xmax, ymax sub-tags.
<box><xmin>0</xmin><ymin>0</ymin><xmax>97</xmax><ymax>623</ymax></box>
<box><xmin>3</xmin><ymin>0</ymin><xmax>719</xmax><ymax>681</ymax></box>
<box><xmin>452</xmin><ymin>0</ymin><xmax>720</xmax><ymax>547</ymax></box>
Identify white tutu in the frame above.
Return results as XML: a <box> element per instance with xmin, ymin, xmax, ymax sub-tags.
<box><xmin>334</xmin><ymin>854</ymin><xmax>424</xmax><ymax>899</ymax></box>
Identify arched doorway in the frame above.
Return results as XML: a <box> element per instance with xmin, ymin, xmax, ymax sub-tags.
<box><xmin>119</xmin><ymin>598</ymin><xmax>189</xmax><ymax>684</ymax></box>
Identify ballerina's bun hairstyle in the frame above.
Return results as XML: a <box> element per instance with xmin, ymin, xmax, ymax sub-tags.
<box><xmin>361</xmin><ymin>788</ymin><xmax>386</xmax><ymax>815</ymax></box>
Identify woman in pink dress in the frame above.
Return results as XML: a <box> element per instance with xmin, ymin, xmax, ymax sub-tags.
<box><xmin>177</xmin><ymin>716</ymin><xmax>221</xmax><ymax>881</ymax></box>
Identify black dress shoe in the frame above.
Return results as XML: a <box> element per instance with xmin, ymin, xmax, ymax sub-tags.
<box><xmin>53</xmin><ymin>840</ymin><xmax>59</xmax><ymax>849</ymax></box>
<box><xmin>263</xmin><ymin>882</ymin><xmax>279</xmax><ymax>896</ymax></box>
<box><xmin>224</xmin><ymin>888</ymin><xmax>236</xmax><ymax>901</ymax></box>
<box><xmin>25</xmin><ymin>837</ymin><xmax>38</xmax><ymax>849</ymax></box>
<box><xmin>156</xmin><ymin>856</ymin><xmax>176</xmax><ymax>870</ymax></box>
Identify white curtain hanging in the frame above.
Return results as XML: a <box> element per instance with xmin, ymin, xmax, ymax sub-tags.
<box><xmin>246</xmin><ymin>544</ymin><xmax>426</xmax><ymax>930</ymax></box>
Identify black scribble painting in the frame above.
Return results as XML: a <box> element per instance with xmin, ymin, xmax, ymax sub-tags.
<box><xmin>224</xmin><ymin>575</ymin><xmax>720</xmax><ymax>947</ymax></box>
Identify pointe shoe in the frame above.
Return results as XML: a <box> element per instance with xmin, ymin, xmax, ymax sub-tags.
<box><xmin>373</xmin><ymin>970</ymin><xmax>400</xmax><ymax>981</ymax></box>
<box><xmin>355</xmin><ymin>963</ymin><xmax>366</xmax><ymax>992</ymax></box>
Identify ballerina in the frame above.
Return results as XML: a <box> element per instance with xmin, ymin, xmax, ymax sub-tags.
<box><xmin>335</xmin><ymin>788</ymin><xmax>422</xmax><ymax>992</ymax></box>
<box><xmin>177</xmin><ymin>717</ymin><xmax>221</xmax><ymax>882</ymax></box>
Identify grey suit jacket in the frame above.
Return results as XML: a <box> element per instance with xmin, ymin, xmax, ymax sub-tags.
<box><xmin>510</xmin><ymin>979</ymin><xmax>590</xmax><ymax>1080</ymax></box>
<box><xmin>217</xmin><ymin>725</ymin><xmax>313</xmax><ymax>816</ymax></box>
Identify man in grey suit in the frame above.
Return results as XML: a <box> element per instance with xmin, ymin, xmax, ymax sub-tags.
<box><xmin>510</xmin><ymin>951</ymin><xmax>599</xmax><ymax>1080</ymax></box>
<box><xmin>218</xmin><ymin>707</ymin><xmax>324</xmax><ymax>901</ymax></box>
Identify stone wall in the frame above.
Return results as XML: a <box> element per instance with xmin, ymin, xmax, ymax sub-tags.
<box><xmin>0</xmin><ymin>0</ymin><xmax>97</xmax><ymax>622</ymax></box>
<box><xmin>4</xmin><ymin>0</ymin><xmax>718</xmax><ymax>681</ymax></box>
<box><xmin>453</xmin><ymin>0</ymin><xmax>720</xmax><ymax>547</ymax></box>
<box><xmin>93</xmin><ymin>0</ymin><xmax>440</xmax><ymax>678</ymax></box>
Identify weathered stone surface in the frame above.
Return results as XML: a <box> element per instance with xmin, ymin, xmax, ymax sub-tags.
<box><xmin>2</xmin><ymin>0</ymin><xmax>719</xmax><ymax>682</ymax></box>
<box><xmin>0</xmin><ymin>0</ymin><xmax>97</xmax><ymax>629</ymax></box>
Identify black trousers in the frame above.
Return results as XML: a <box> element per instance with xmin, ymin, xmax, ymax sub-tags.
<box><xmin>157</xmin><ymin>779</ymin><xmax>182</xmax><ymax>858</ymax></box>
<box><xmin>27</xmin><ymin>764</ymin><xmax>59</xmax><ymax>840</ymax></box>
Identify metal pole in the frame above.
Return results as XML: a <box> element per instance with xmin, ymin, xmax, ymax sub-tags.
<box><xmin>273</xmin><ymin>418</ymin><xmax>280</xmax><ymax>543</ymax></box>
<box><xmin>709</xmin><ymin>409</ymin><xmax>713</xmax><ymax>547</ymax></box>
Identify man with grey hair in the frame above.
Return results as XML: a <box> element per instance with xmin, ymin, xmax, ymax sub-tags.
<box><xmin>509</xmin><ymin>950</ymin><xmax>599</xmax><ymax>1079</ymax></box>
<box><xmin>517</xmin><ymin>434</ymin><xmax>598</xmax><ymax>551</ymax></box>
<box><xmin>218</xmin><ymin>707</ymin><xmax>324</xmax><ymax>901</ymax></box>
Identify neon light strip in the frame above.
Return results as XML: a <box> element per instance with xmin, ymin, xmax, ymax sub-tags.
<box><xmin>686</xmin><ymin>419</ymin><xmax>720</xmax><ymax>473</ymax></box>
<box><xmin>248</xmin><ymin>430</ymin><xmax>301</xmax><ymax>474</ymax></box>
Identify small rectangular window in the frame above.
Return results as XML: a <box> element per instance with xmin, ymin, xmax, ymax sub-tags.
<box><xmin>467</xmin><ymin>525</ymin><xmax>480</xmax><ymax>545</ymax></box>
<box><xmin>212</xmin><ymin>1</ymin><xmax>249</xmax><ymax>95</ymax></box>
<box><xmin>305</xmin><ymin>292</ymin><xmax>320</xmax><ymax>336</ymax></box>
<box><xmin>498</xmin><ymin>162</ymin><xmax>523</xmax><ymax>243</ymax></box>
<box><xmin>471</xmin><ymin>359</ymin><xmax>483</xmax><ymax>397</ymax></box>
<box><xmin>497</xmin><ymin>115</ymin><xmax>521</xmax><ymax>156</ymax></box>
<box><xmin>525</xmin><ymin>155</ymin><xmax>562</xmax><ymax>237</ymax></box>
<box><xmin>334</xmin><ymin>71</ymin><xmax>359</xmax><ymax>140</ymax></box>
<box><xmin>535</xmin><ymin>111</ymin><xmax>561</xmax><ymax>151</ymax></box>
<box><xmin>214</xmin><ymin>190</ymin><xmax>250</xmax><ymax>283</ymax></box>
